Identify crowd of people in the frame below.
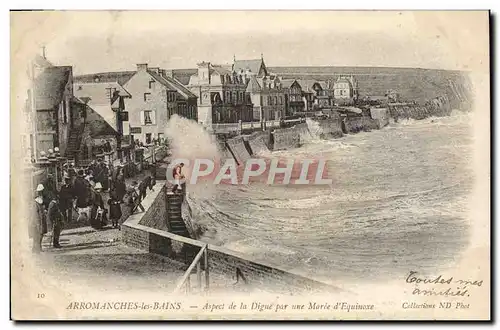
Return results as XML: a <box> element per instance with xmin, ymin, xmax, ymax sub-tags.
<box><xmin>29</xmin><ymin>158</ymin><xmax>156</xmax><ymax>253</ymax></box>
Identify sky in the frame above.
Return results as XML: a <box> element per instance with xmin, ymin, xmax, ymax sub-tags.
<box><xmin>11</xmin><ymin>11</ymin><xmax>489</xmax><ymax>75</ymax></box>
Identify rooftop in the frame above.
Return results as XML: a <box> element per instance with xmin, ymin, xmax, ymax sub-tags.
<box><xmin>74</xmin><ymin>71</ymin><xmax>136</xmax><ymax>86</ymax></box>
<box><xmin>233</xmin><ymin>58</ymin><xmax>267</xmax><ymax>76</ymax></box>
<box><xmin>34</xmin><ymin>66</ymin><xmax>72</xmax><ymax>110</ymax></box>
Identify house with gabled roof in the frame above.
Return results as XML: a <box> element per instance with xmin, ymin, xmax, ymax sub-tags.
<box><xmin>281</xmin><ymin>79</ymin><xmax>305</xmax><ymax>116</ymax></box>
<box><xmin>232</xmin><ymin>55</ymin><xmax>286</xmax><ymax>121</ymax></box>
<box><xmin>333</xmin><ymin>75</ymin><xmax>359</xmax><ymax>105</ymax></box>
<box><xmin>232</xmin><ymin>56</ymin><xmax>268</xmax><ymax>78</ymax></box>
<box><xmin>75</xmin><ymin>63</ymin><xmax>198</xmax><ymax>144</ymax></box>
<box><xmin>187</xmin><ymin>61</ymin><xmax>253</xmax><ymax>126</ymax></box>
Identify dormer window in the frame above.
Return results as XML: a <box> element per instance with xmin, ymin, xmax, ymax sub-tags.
<box><xmin>106</xmin><ymin>87</ymin><xmax>117</xmax><ymax>100</ymax></box>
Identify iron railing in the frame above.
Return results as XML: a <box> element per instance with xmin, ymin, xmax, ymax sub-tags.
<box><xmin>173</xmin><ymin>244</ymin><xmax>209</xmax><ymax>294</ymax></box>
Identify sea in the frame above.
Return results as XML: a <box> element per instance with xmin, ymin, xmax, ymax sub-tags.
<box><xmin>165</xmin><ymin>112</ymin><xmax>474</xmax><ymax>288</ymax></box>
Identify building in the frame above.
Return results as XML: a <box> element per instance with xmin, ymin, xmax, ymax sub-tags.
<box><xmin>72</xmin><ymin>82</ymin><xmax>130</xmax><ymax>163</ymax></box>
<box><xmin>32</xmin><ymin>65</ymin><xmax>79</xmax><ymax>158</ymax></box>
<box><xmin>315</xmin><ymin>81</ymin><xmax>334</xmax><ymax>110</ymax></box>
<box><xmin>233</xmin><ymin>56</ymin><xmax>286</xmax><ymax>121</ymax></box>
<box><xmin>244</xmin><ymin>74</ymin><xmax>286</xmax><ymax>121</ymax></box>
<box><xmin>232</xmin><ymin>57</ymin><xmax>268</xmax><ymax>78</ymax></box>
<box><xmin>187</xmin><ymin>61</ymin><xmax>253</xmax><ymax>126</ymax></box>
<box><xmin>333</xmin><ymin>75</ymin><xmax>359</xmax><ymax>105</ymax></box>
<box><xmin>74</xmin><ymin>64</ymin><xmax>198</xmax><ymax>144</ymax></box>
<box><xmin>23</xmin><ymin>53</ymin><xmax>54</xmax><ymax>162</ymax></box>
<box><xmin>281</xmin><ymin>79</ymin><xmax>305</xmax><ymax>116</ymax></box>
<box><xmin>76</xmin><ymin>98</ymin><xmax>121</xmax><ymax>164</ymax></box>
<box><xmin>296</xmin><ymin>79</ymin><xmax>336</xmax><ymax>112</ymax></box>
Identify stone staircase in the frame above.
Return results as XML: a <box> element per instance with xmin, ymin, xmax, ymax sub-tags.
<box><xmin>65</xmin><ymin>124</ymin><xmax>84</xmax><ymax>162</ymax></box>
<box><xmin>166</xmin><ymin>192</ymin><xmax>190</xmax><ymax>237</ymax></box>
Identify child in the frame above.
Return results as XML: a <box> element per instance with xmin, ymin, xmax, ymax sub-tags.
<box><xmin>108</xmin><ymin>190</ymin><xmax>123</xmax><ymax>229</ymax></box>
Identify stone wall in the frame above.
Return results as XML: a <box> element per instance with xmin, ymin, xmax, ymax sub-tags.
<box><xmin>136</xmin><ymin>181</ymin><xmax>169</xmax><ymax>231</ymax></box>
<box><xmin>272</xmin><ymin>127</ymin><xmax>301</xmax><ymax>151</ymax></box>
<box><xmin>317</xmin><ymin>117</ymin><xmax>343</xmax><ymax>139</ymax></box>
<box><xmin>122</xmin><ymin>217</ymin><xmax>337</xmax><ymax>294</ymax></box>
<box><xmin>245</xmin><ymin>131</ymin><xmax>270</xmax><ymax>156</ymax></box>
<box><xmin>226</xmin><ymin>136</ymin><xmax>251</xmax><ymax>165</ymax></box>
<box><xmin>370</xmin><ymin>108</ymin><xmax>389</xmax><ymax>128</ymax></box>
<box><xmin>344</xmin><ymin>116</ymin><xmax>380</xmax><ymax>133</ymax></box>
<box><xmin>294</xmin><ymin>123</ymin><xmax>312</xmax><ymax>141</ymax></box>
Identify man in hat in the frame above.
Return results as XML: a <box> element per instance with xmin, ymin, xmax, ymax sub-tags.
<box><xmin>47</xmin><ymin>195</ymin><xmax>63</xmax><ymax>248</ymax></box>
<box><xmin>127</xmin><ymin>181</ymin><xmax>145</xmax><ymax>214</ymax></box>
<box><xmin>95</xmin><ymin>160</ymin><xmax>109</xmax><ymax>191</ymax></box>
<box><xmin>114</xmin><ymin>165</ymin><xmax>127</xmax><ymax>201</ymax></box>
<box><xmin>30</xmin><ymin>184</ymin><xmax>48</xmax><ymax>252</ymax></box>
<box><xmin>73</xmin><ymin>169</ymin><xmax>91</xmax><ymax>209</ymax></box>
<box><xmin>59</xmin><ymin>175</ymin><xmax>74</xmax><ymax>224</ymax></box>
<box><xmin>90</xmin><ymin>182</ymin><xmax>106</xmax><ymax>229</ymax></box>
<box><xmin>42</xmin><ymin>173</ymin><xmax>57</xmax><ymax>202</ymax></box>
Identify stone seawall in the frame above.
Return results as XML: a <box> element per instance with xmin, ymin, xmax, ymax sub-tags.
<box><xmin>122</xmin><ymin>195</ymin><xmax>338</xmax><ymax>294</ymax></box>
<box><xmin>389</xmin><ymin>96</ymin><xmax>452</xmax><ymax>121</ymax></box>
<box><xmin>137</xmin><ymin>182</ymin><xmax>168</xmax><ymax>231</ymax></box>
<box><xmin>245</xmin><ymin>131</ymin><xmax>270</xmax><ymax>156</ymax></box>
<box><xmin>317</xmin><ymin>118</ymin><xmax>343</xmax><ymax>139</ymax></box>
<box><xmin>344</xmin><ymin>116</ymin><xmax>380</xmax><ymax>133</ymax></box>
<box><xmin>226</xmin><ymin>136</ymin><xmax>251</xmax><ymax>165</ymax></box>
<box><xmin>370</xmin><ymin>108</ymin><xmax>389</xmax><ymax>128</ymax></box>
<box><xmin>272</xmin><ymin>127</ymin><xmax>301</xmax><ymax>151</ymax></box>
<box><xmin>294</xmin><ymin>123</ymin><xmax>312</xmax><ymax>141</ymax></box>
<box><xmin>216</xmin><ymin>139</ymin><xmax>234</xmax><ymax>160</ymax></box>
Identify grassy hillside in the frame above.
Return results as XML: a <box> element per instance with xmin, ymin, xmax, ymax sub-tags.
<box><xmin>171</xmin><ymin>66</ymin><xmax>472</xmax><ymax>109</ymax></box>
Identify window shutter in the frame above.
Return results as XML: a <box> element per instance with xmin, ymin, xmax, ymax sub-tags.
<box><xmin>151</xmin><ymin>111</ymin><xmax>156</xmax><ymax>125</ymax></box>
<box><xmin>140</xmin><ymin>111</ymin><xmax>145</xmax><ymax>125</ymax></box>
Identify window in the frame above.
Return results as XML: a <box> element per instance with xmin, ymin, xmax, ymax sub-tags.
<box><xmin>167</xmin><ymin>92</ymin><xmax>177</xmax><ymax>102</ymax></box>
<box><xmin>144</xmin><ymin>93</ymin><xmax>151</xmax><ymax>102</ymax></box>
<box><xmin>141</xmin><ymin>110</ymin><xmax>155</xmax><ymax>125</ymax></box>
<box><xmin>105</xmin><ymin>87</ymin><xmax>117</xmax><ymax>100</ymax></box>
<box><xmin>220</xmin><ymin>75</ymin><xmax>225</xmax><ymax>84</ymax></box>
<box><xmin>157</xmin><ymin>133</ymin><xmax>164</xmax><ymax>141</ymax></box>
<box><xmin>145</xmin><ymin>133</ymin><xmax>152</xmax><ymax>144</ymax></box>
<box><xmin>149</xmin><ymin>80</ymin><xmax>155</xmax><ymax>89</ymax></box>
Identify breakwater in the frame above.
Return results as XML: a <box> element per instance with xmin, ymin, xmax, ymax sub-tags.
<box><xmin>218</xmin><ymin>103</ymin><xmax>452</xmax><ymax>165</ymax></box>
<box><xmin>389</xmin><ymin>95</ymin><xmax>452</xmax><ymax>121</ymax></box>
<box><xmin>245</xmin><ymin>131</ymin><xmax>271</xmax><ymax>156</ymax></box>
<box><xmin>343</xmin><ymin>116</ymin><xmax>380</xmax><ymax>133</ymax></box>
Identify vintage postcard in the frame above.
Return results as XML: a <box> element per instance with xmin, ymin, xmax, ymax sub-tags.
<box><xmin>10</xmin><ymin>10</ymin><xmax>490</xmax><ymax>320</ymax></box>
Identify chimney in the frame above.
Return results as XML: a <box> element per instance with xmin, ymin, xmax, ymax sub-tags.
<box><xmin>164</xmin><ymin>70</ymin><xmax>174</xmax><ymax>78</ymax></box>
<box><xmin>137</xmin><ymin>63</ymin><xmax>148</xmax><ymax>71</ymax></box>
